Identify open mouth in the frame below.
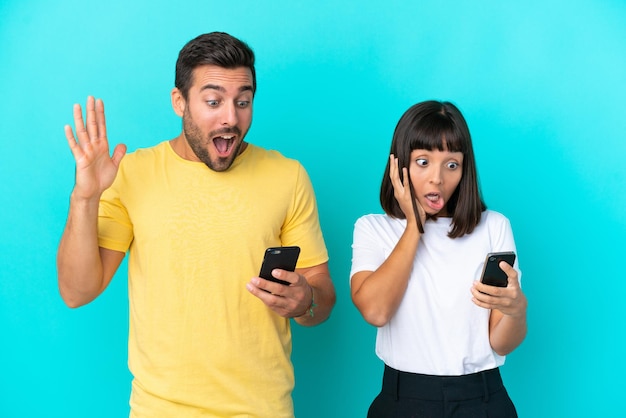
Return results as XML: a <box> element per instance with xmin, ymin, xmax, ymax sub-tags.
<box><xmin>213</xmin><ymin>135</ymin><xmax>235</xmax><ymax>155</ymax></box>
<box><xmin>424</xmin><ymin>193</ymin><xmax>445</xmax><ymax>211</ymax></box>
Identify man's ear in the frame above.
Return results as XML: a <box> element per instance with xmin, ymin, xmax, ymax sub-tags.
<box><xmin>171</xmin><ymin>87</ymin><xmax>186</xmax><ymax>117</ymax></box>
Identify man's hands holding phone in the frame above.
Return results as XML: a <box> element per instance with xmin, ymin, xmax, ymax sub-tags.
<box><xmin>246</xmin><ymin>247</ymin><xmax>314</xmax><ymax>318</ymax></box>
<box><xmin>246</xmin><ymin>267</ymin><xmax>313</xmax><ymax>318</ymax></box>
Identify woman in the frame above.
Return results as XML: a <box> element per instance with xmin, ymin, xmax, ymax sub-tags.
<box><xmin>350</xmin><ymin>100</ymin><xmax>527</xmax><ymax>417</ymax></box>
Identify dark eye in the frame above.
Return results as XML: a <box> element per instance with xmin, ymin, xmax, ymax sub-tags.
<box><xmin>416</xmin><ymin>158</ymin><xmax>428</xmax><ymax>166</ymax></box>
<box><xmin>447</xmin><ymin>161</ymin><xmax>459</xmax><ymax>169</ymax></box>
<box><xmin>206</xmin><ymin>100</ymin><xmax>219</xmax><ymax>107</ymax></box>
<box><xmin>237</xmin><ymin>100</ymin><xmax>250</xmax><ymax>108</ymax></box>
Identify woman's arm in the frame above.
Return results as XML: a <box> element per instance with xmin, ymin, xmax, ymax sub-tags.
<box><xmin>351</xmin><ymin>155</ymin><xmax>425</xmax><ymax>327</ymax></box>
<box><xmin>351</xmin><ymin>221</ymin><xmax>420</xmax><ymax>327</ymax></box>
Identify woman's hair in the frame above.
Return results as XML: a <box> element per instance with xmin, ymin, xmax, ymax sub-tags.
<box><xmin>175</xmin><ymin>32</ymin><xmax>256</xmax><ymax>100</ymax></box>
<box><xmin>380</xmin><ymin>100</ymin><xmax>486</xmax><ymax>238</ymax></box>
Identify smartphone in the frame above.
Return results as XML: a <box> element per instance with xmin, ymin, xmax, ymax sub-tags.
<box><xmin>480</xmin><ymin>251</ymin><xmax>516</xmax><ymax>287</ymax></box>
<box><xmin>259</xmin><ymin>246</ymin><xmax>301</xmax><ymax>286</ymax></box>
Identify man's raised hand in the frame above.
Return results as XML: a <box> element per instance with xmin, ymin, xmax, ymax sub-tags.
<box><xmin>64</xmin><ymin>96</ymin><xmax>126</xmax><ymax>199</ymax></box>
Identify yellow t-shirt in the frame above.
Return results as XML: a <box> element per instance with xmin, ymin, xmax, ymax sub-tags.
<box><xmin>98</xmin><ymin>141</ymin><xmax>328</xmax><ymax>418</ymax></box>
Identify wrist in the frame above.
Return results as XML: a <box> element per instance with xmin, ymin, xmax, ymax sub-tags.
<box><xmin>295</xmin><ymin>283</ymin><xmax>316</xmax><ymax>318</ymax></box>
<box><xmin>70</xmin><ymin>189</ymin><xmax>102</xmax><ymax>206</ymax></box>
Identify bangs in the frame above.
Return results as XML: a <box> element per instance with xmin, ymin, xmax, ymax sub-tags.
<box><xmin>408</xmin><ymin>111</ymin><xmax>467</xmax><ymax>154</ymax></box>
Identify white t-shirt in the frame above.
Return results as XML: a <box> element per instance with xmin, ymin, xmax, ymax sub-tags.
<box><xmin>350</xmin><ymin>210</ymin><xmax>520</xmax><ymax>376</ymax></box>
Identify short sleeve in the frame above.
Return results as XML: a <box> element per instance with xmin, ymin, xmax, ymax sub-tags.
<box><xmin>97</xmin><ymin>166</ymin><xmax>134</xmax><ymax>253</ymax></box>
<box><xmin>280</xmin><ymin>163</ymin><xmax>328</xmax><ymax>268</ymax></box>
<box><xmin>350</xmin><ymin>216</ymin><xmax>388</xmax><ymax>280</ymax></box>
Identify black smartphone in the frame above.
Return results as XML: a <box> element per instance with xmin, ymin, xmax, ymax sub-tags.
<box><xmin>480</xmin><ymin>251</ymin><xmax>516</xmax><ymax>287</ymax></box>
<box><xmin>259</xmin><ymin>246</ymin><xmax>301</xmax><ymax>286</ymax></box>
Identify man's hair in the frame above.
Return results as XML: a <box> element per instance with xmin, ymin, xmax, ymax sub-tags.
<box><xmin>175</xmin><ymin>32</ymin><xmax>256</xmax><ymax>99</ymax></box>
<box><xmin>380</xmin><ymin>100</ymin><xmax>486</xmax><ymax>238</ymax></box>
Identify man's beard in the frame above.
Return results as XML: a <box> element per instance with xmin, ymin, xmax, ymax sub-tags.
<box><xmin>182</xmin><ymin>109</ymin><xmax>245</xmax><ymax>172</ymax></box>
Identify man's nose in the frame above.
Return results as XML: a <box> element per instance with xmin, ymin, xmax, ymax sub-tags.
<box><xmin>221</xmin><ymin>102</ymin><xmax>238</xmax><ymax>126</ymax></box>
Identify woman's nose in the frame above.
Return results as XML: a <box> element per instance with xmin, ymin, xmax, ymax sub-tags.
<box><xmin>429</xmin><ymin>167</ymin><xmax>443</xmax><ymax>184</ymax></box>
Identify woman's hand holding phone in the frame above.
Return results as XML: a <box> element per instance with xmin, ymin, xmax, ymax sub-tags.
<box><xmin>471</xmin><ymin>252</ymin><xmax>526</xmax><ymax>318</ymax></box>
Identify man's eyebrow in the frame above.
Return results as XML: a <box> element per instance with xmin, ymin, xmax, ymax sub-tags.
<box><xmin>200</xmin><ymin>84</ymin><xmax>253</xmax><ymax>93</ymax></box>
<box><xmin>200</xmin><ymin>84</ymin><xmax>225</xmax><ymax>92</ymax></box>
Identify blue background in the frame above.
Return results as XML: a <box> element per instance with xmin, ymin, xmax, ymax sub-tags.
<box><xmin>1</xmin><ymin>0</ymin><xmax>625</xmax><ymax>417</ymax></box>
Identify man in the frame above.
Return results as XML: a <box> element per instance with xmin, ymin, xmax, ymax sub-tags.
<box><xmin>57</xmin><ymin>32</ymin><xmax>335</xmax><ymax>418</ymax></box>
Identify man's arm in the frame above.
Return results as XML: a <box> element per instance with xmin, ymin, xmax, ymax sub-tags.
<box><xmin>57</xmin><ymin>96</ymin><xmax>127</xmax><ymax>308</ymax></box>
<box><xmin>292</xmin><ymin>262</ymin><xmax>335</xmax><ymax>326</ymax></box>
<box><xmin>57</xmin><ymin>195</ymin><xmax>125</xmax><ymax>307</ymax></box>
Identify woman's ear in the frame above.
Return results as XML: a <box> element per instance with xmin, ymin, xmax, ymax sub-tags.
<box><xmin>171</xmin><ymin>87</ymin><xmax>186</xmax><ymax>117</ymax></box>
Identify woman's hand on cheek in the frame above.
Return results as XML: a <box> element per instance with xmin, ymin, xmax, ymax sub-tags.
<box><xmin>389</xmin><ymin>154</ymin><xmax>425</xmax><ymax>226</ymax></box>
